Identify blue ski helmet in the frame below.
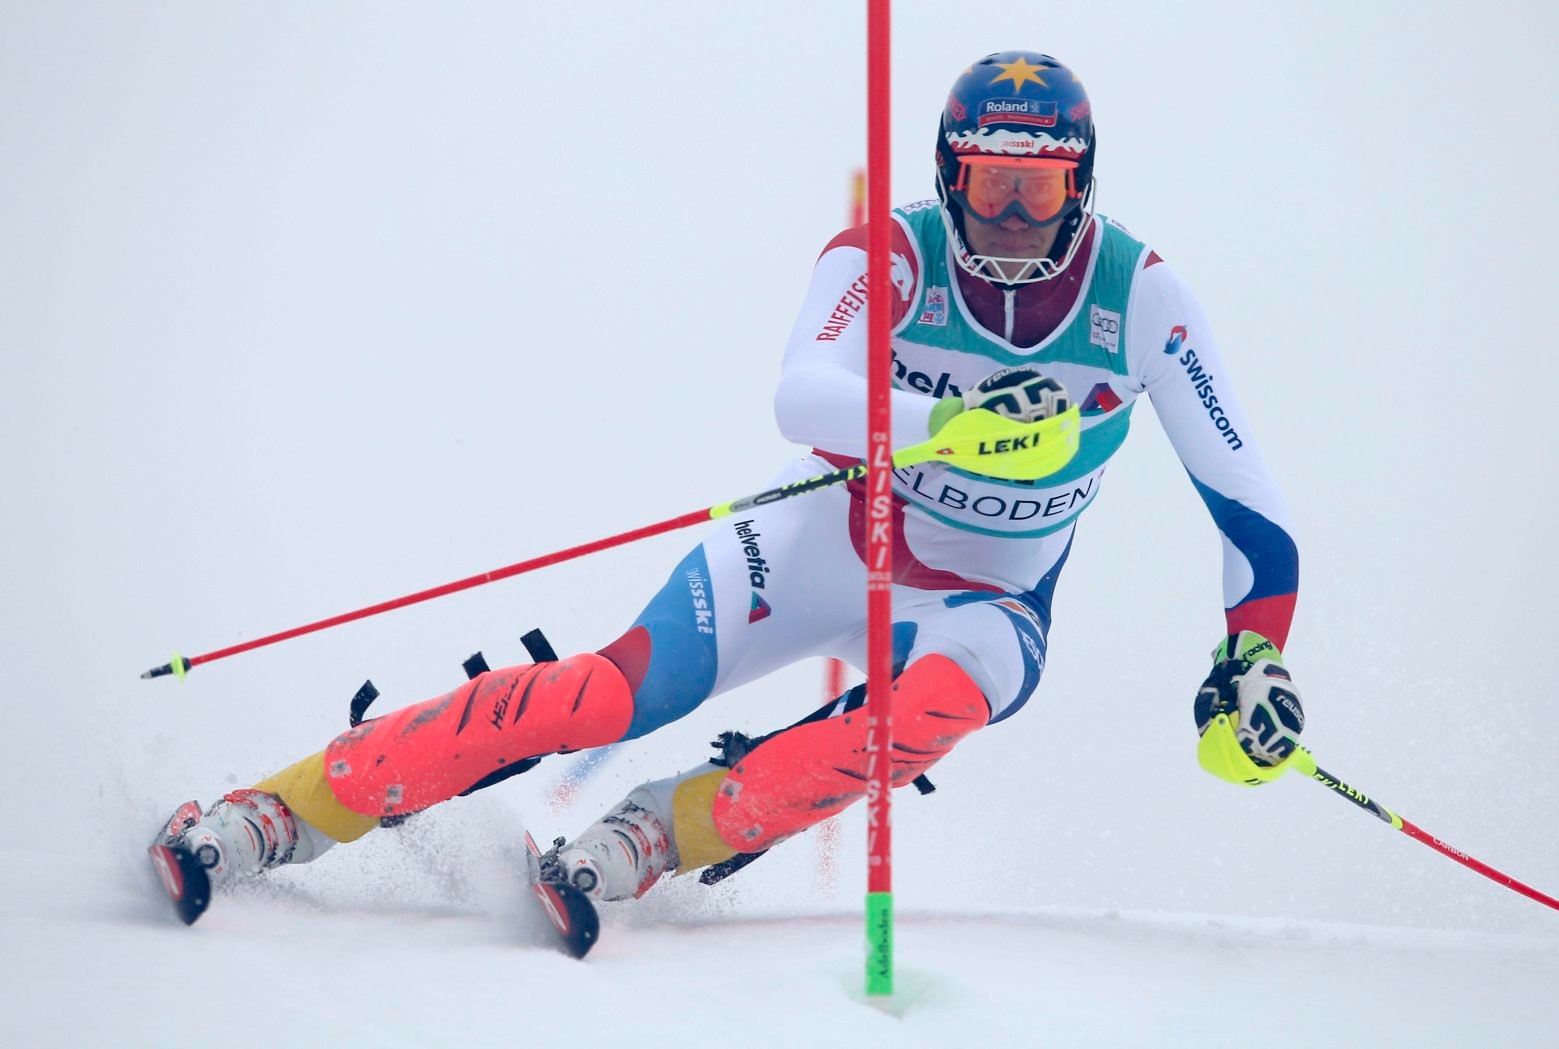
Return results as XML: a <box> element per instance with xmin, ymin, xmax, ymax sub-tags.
<box><xmin>935</xmin><ymin>52</ymin><xmax>1097</xmax><ymax>284</ymax></box>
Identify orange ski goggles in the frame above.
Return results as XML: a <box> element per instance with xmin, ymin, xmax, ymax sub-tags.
<box><xmin>953</xmin><ymin>156</ymin><xmax>1079</xmax><ymax>224</ymax></box>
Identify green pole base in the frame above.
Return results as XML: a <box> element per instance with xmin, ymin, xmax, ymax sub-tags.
<box><xmin>866</xmin><ymin>890</ymin><xmax>894</xmax><ymax>996</ymax></box>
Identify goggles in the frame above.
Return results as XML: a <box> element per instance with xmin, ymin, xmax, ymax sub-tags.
<box><xmin>953</xmin><ymin>156</ymin><xmax>1079</xmax><ymax>224</ymax></box>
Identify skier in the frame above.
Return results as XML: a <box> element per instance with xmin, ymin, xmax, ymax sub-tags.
<box><xmin>156</xmin><ymin>52</ymin><xmax>1305</xmax><ymax>912</ymax></box>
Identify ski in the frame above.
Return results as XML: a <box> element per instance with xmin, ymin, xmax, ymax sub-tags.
<box><xmin>148</xmin><ymin>799</ymin><xmax>213</xmax><ymax>925</ymax></box>
<box><xmin>524</xmin><ymin>830</ymin><xmax>599</xmax><ymax>958</ymax></box>
<box><xmin>144</xmin><ymin>792</ymin><xmax>598</xmax><ymax>945</ymax></box>
<box><xmin>148</xmin><ymin>841</ymin><xmax>212</xmax><ymax>925</ymax></box>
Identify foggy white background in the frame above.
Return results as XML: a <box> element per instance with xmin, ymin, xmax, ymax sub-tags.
<box><xmin>3</xmin><ymin>2</ymin><xmax>1558</xmax><ymax>1043</ymax></box>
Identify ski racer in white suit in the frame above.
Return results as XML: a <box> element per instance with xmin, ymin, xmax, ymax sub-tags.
<box><xmin>155</xmin><ymin>52</ymin><xmax>1307</xmax><ymax>909</ymax></box>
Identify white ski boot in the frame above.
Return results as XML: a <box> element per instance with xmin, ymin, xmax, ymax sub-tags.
<box><xmin>552</xmin><ymin>793</ymin><xmax>674</xmax><ymax>901</ymax></box>
<box><xmin>157</xmin><ymin>789</ymin><xmax>330</xmax><ymax>885</ymax></box>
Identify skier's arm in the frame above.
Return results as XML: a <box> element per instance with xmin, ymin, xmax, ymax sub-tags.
<box><xmin>773</xmin><ymin>223</ymin><xmax>937</xmax><ymax>457</ymax></box>
<box><xmin>1129</xmin><ymin>260</ymin><xmax>1299</xmax><ymax>648</ymax></box>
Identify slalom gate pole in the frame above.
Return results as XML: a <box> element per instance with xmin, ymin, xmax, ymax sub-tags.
<box><xmin>139</xmin><ymin>405</ymin><xmax>1076</xmax><ymax>682</ymax></box>
<box><xmin>1298</xmin><ymin>751</ymin><xmax>1559</xmax><ymax>911</ymax></box>
<box><xmin>863</xmin><ymin>0</ymin><xmax>894</xmax><ymax>998</ymax></box>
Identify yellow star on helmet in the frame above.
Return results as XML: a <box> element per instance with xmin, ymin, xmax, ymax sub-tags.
<box><xmin>990</xmin><ymin>57</ymin><xmax>1049</xmax><ymax>91</ymax></box>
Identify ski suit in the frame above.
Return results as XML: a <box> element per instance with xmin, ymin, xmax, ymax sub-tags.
<box><xmin>605</xmin><ymin>204</ymin><xmax>1298</xmax><ymax>738</ymax></box>
<box><xmin>291</xmin><ymin>203</ymin><xmax>1298</xmax><ymax>862</ymax></box>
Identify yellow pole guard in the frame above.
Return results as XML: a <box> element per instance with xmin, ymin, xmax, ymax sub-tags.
<box><xmin>896</xmin><ymin>406</ymin><xmax>1082</xmax><ymax>482</ymax></box>
<box><xmin>1197</xmin><ymin>713</ymin><xmax>1316</xmax><ymax>786</ymax></box>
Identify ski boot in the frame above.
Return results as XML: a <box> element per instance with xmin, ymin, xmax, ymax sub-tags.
<box><xmin>149</xmin><ymin>789</ymin><xmax>329</xmax><ymax>924</ymax></box>
<box><xmin>519</xmin><ymin>795</ymin><xmax>671</xmax><ymax>959</ymax></box>
<box><xmin>551</xmin><ymin>794</ymin><xmax>675</xmax><ymax>902</ymax></box>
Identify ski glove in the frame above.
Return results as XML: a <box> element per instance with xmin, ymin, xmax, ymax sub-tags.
<box><xmin>1193</xmin><ymin>630</ymin><xmax>1305</xmax><ymax>784</ymax></box>
<box><xmin>928</xmin><ymin>366</ymin><xmax>1072</xmax><ymax>437</ymax></box>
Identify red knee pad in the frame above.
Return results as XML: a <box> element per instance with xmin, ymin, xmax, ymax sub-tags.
<box><xmin>324</xmin><ymin>653</ymin><xmax>633</xmax><ymax>817</ymax></box>
<box><xmin>711</xmin><ymin>654</ymin><xmax>989</xmax><ymax>852</ymax></box>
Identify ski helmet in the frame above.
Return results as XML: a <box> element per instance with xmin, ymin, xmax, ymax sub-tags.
<box><xmin>935</xmin><ymin>52</ymin><xmax>1097</xmax><ymax>284</ymax></box>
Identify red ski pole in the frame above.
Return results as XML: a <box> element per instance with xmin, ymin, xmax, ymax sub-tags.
<box><xmin>140</xmin><ymin>407</ymin><xmax>1080</xmax><ymax>681</ymax></box>
<box><xmin>140</xmin><ymin>505</ymin><xmax>710</xmax><ymax>680</ymax></box>
<box><xmin>1299</xmin><ymin>751</ymin><xmax>1559</xmax><ymax>912</ymax></box>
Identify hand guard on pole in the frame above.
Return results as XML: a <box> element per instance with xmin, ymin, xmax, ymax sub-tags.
<box><xmin>1194</xmin><ymin>630</ymin><xmax>1306</xmax><ymax>786</ymax></box>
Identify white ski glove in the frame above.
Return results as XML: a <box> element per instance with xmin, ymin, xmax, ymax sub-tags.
<box><xmin>1194</xmin><ymin>630</ymin><xmax>1305</xmax><ymax>782</ymax></box>
<box><xmin>927</xmin><ymin>365</ymin><xmax>1071</xmax><ymax>437</ymax></box>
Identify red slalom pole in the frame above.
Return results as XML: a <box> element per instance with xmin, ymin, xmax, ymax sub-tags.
<box><xmin>863</xmin><ymin>0</ymin><xmax>894</xmax><ymax>998</ymax></box>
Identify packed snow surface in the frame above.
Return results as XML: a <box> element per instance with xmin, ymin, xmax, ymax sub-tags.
<box><xmin>6</xmin><ymin>828</ymin><xmax>1558</xmax><ymax>1048</ymax></box>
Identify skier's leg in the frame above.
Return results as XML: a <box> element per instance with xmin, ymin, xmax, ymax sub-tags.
<box><xmin>160</xmin><ymin>652</ymin><xmax>643</xmax><ymax>886</ymax></box>
<box><xmin>553</xmin><ymin>574</ymin><xmax>1058</xmax><ymax>899</ymax></box>
<box><xmin>710</xmin><ymin>652</ymin><xmax>989</xmax><ymax>851</ymax></box>
<box><xmin>595</xmin><ymin>469</ymin><xmax>871</xmax><ymax>742</ymax></box>
<box><xmin>322</xmin><ymin>652</ymin><xmax>634</xmax><ymax>818</ymax></box>
<box><xmin>550</xmin><ymin>481</ymin><xmax>1075</xmax><ymax>901</ymax></box>
<box><xmin>551</xmin><ymin>650</ymin><xmax>990</xmax><ymax>900</ymax></box>
<box><xmin>162</xmin><ymin>458</ymin><xmax>863</xmax><ymax>882</ymax></box>
<box><xmin>318</xmin><ymin>464</ymin><xmax>862</xmax><ymax>820</ymax></box>
<box><xmin>712</xmin><ymin>581</ymin><xmax>1053</xmax><ymax>843</ymax></box>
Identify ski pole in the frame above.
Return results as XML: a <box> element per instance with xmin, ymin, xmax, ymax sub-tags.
<box><xmin>140</xmin><ymin>405</ymin><xmax>1081</xmax><ymax>680</ymax></box>
<box><xmin>1293</xmin><ymin>748</ymin><xmax>1559</xmax><ymax>912</ymax></box>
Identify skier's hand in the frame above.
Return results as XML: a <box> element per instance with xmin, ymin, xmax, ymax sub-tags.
<box><xmin>928</xmin><ymin>366</ymin><xmax>1071</xmax><ymax>437</ymax></box>
<box><xmin>1193</xmin><ymin>630</ymin><xmax>1305</xmax><ymax>784</ymax></box>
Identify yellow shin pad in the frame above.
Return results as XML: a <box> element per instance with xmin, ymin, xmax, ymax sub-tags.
<box><xmin>253</xmin><ymin>751</ymin><xmax>381</xmax><ymax>844</ymax></box>
<box><xmin>670</xmin><ymin>767</ymin><xmax>739</xmax><ymax>873</ymax></box>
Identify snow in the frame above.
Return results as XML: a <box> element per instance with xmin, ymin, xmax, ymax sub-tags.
<box><xmin>4</xmin><ymin>2</ymin><xmax>1559</xmax><ymax>1046</ymax></box>
<box><xmin>9</xmin><ymin>831</ymin><xmax>1559</xmax><ymax>1048</ymax></box>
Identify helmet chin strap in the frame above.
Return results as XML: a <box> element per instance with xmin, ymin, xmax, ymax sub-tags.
<box><xmin>938</xmin><ymin>173</ymin><xmax>1097</xmax><ymax>286</ymax></box>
